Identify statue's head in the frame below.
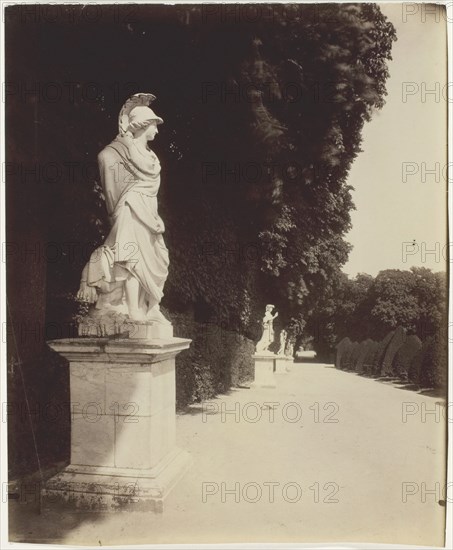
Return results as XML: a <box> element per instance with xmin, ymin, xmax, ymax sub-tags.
<box><xmin>118</xmin><ymin>93</ymin><xmax>163</xmax><ymax>139</ymax></box>
<box><xmin>265</xmin><ymin>304</ymin><xmax>275</xmax><ymax>312</ymax></box>
<box><xmin>126</xmin><ymin>105</ymin><xmax>163</xmax><ymax>140</ymax></box>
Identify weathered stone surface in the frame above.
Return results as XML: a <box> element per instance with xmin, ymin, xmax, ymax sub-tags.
<box><xmin>71</xmin><ymin>413</ymin><xmax>115</xmax><ymax>468</ymax></box>
<box><xmin>275</xmin><ymin>355</ymin><xmax>291</xmax><ymax>374</ymax></box>
<box><xmin>41</xmin><ymin>448</ymin><xmax>192</xmax><ymax>514</ymax></box>
<box><xmin>251</xmin><ymin>354</ymin><xmax>277</xmax><ymax>388</ymax></box>
<box><xmin>42</xmin><ymin>336</ymin><xmax>191</xmax><ymax>513</ymax></box>
<box><xmin>78</xmin><ymin>308</ymin><xmax>131</xmax><ymax>337</ymax></box>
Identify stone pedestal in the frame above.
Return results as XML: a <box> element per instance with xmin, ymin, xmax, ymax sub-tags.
<box><xmin>251</xmin><ymin>353</ymin><xmax>276</xmax><ymax>388</ymax></box>
<box><xmin>41</xmin><ymin>336</ymin><xmax>191</xmax><ymax>513</ymax></box>
<box><xmin>275</xmin><ymin>355</ymin><xmax>291</xmax><ymax>374</ymax></box>
<box><xmin>286</xmin><ymin>356</ymin><xmax>294</xmax><ymax>371</ymax></box>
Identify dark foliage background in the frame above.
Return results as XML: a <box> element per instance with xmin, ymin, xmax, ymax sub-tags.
<box><xmin>6</xmin><ymin>4</ymin><xmax>400</xmax><ymax>476</ymax></box>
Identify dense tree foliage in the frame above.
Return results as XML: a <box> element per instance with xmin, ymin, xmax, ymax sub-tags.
<box><xmin>8</xmin><ymin>4</ymin><xmax>397</xmax><ymax>420</ymax></box>
<box><xmin>314</xmin><ymin>268</ymin><xmax>447</xmax><ymax>363</ymax></box>
<box><xmin>7</xmin><ymin>4</ymin><xmax>396</xmax><ymax>344</ymax></box>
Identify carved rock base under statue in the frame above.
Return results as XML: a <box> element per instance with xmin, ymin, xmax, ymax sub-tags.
<box><xmin>78</xmin><ymin>307</ymin><xmax>173</xmax><ymax>340</ymax></box>
<box><xmin>41</xmin><ymin>336</ymin><xmax>191</xmax><ymax>513</ymax></box>
<box><xmin>251</xmin><ymin>353</ymin><xmax>277</xmax><ymax>388</ymax></box>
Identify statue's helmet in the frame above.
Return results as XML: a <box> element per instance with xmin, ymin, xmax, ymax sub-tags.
<box><xmin>128</xmin><ymin>106</ymin><xmax>164</xmax><ymax>131</ymax></box>
<box><xmin>118</xmin><ymin>93</ymin><xmax>163</xmax><ymax>136</ymax></box>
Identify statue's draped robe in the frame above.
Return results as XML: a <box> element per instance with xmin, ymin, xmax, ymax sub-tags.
<box><xmin>85</xmin><ymin>135</ymin><xmax>169</xmax><ymax>313</ymax></box>
<box><xmin>262</xmin><ymin>314</ymin><xmax>274</xmax><ymax>344</ymax></box>
<box><xmin>255</xmin><ymin>312</ymin><xmax>275</xmax><ymax>352</ymax></box>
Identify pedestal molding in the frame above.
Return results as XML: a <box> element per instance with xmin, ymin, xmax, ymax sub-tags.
<box><xmin>47</xmin><ymin>337</ymin><xmax>191</xmax><ymax>364</ymax></box>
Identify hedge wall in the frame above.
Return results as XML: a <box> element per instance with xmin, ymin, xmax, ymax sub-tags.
<box><xmin>335</xmin><ymin>326</ymin><xmax>447</xmax><ymax>394</ymax></box>
<box><xmin>167</xmin><ymin>309</ymin><xmax>255</xmax><ymax>408</ymax></box>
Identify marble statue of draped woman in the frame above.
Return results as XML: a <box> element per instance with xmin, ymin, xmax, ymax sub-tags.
<box><xmin>77</xmin><ymin>93</ymin><xmax>170</xmax><ymax>326</ymax></box>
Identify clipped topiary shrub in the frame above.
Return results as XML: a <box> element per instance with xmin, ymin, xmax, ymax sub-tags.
<box><xmin>347</xmin><ymin>341</ymin><xmax>358</xmax><ymax>371</ymax></box>
<box><xmin>393</xmin><ymin>334</ymin><xmax>422</xmax><ymax>380</ymax></box>
<box><xmin>341</xmin><ymin>341</ymin><xmax>352</xmax><ymax>370</ymax></box>
<box><xmin>418</xmin><ymin>331</ymin><xmax>448</xmax><ymax>392</ymax></box>
<box><xmin>381</xmin><ymin>326</ymin><xmax>407</xmax><ymax>376</ymax></box>
<box><xmin>408</xmin><ymin>347</ymin><xmax>423</xmax><ymax>386</ymax></box>
<box><xmin>335</xmin><ymin>337</ymin><xmax>352</xmax><ymax>369</ymax></box>
<box><xmin>342</xmin><ymin>341</ymin><xmax>359</xmax><ymax>370</ymax></box>
<box><xmin>356</xmin><ymin>339</ymin><xmax>374</xmax><ymax>373</ymax></box>
<box><xmin>371</xmin><ymin>330</ymin><xmax>395</xmax><ymax>375</ymax></box>
<box><xmin>361</xmin><ymin>340</ymin><xmax>379</xmax><ymax>375</ymax></box>
<box><xmin>341</xmin><ymin>340</ymin><xmax>355</xmax><ymax>370</ymax></box>
<box><xmin>350</xmin><ymin>342</ymin><xmax>361</xmax><ymax>371</ymax></box>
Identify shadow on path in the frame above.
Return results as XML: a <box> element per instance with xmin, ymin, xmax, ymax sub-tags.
<box><xmin>341</xmin><ymin>370</ymin><xmax>446</xmax><ymax>400</ymax></box>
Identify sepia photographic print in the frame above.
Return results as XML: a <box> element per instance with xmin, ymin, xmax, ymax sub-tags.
<box><xmin>0</xmin><ymin>1</ymin><xmax>451</xmax><ymax>548</ymax></box>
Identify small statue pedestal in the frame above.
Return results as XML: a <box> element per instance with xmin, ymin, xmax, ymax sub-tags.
<box><xmin>41</xmin><ymin>335</ymin><xmax>191</xmax><ymax>513</ymax></box>
<box><xmin>286</xmin><ymin>356</ymin><xmax>294</xmax><ymax>371</ymax></box>
<box><xmin>275</xmin><ymin>355</ymin><xmax>291</xmax><ymax>374</ymax></box>
<box><xmin>251</xmin><ymin>353</ymin><xmax>277</xmax><ymax>388</ymax></box>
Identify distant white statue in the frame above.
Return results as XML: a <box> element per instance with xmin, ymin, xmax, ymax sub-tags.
<box><xmin>278</xmin><ymin>329</ymin><xmax>287</xmax><ymax>356</ymax></box>
<box><xmin>76</xmin><ymin>93</ymin><xmax>171</xmax><ymax>335</ymax></box>
<box><xmin>255</xmin><ymin>304</ymin><xmax>278</xmax><ymax>353</ymax></box>
<box><xmin>286</xmin><ymin>341</ymin><xmax>294</xmax><ymax>358</ymax></box>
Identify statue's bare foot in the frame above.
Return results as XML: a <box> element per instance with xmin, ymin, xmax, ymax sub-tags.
<box><xmin>76</xmin><ymin>282</ymin><xmax>97</xmax><ymax>303</ymax></box>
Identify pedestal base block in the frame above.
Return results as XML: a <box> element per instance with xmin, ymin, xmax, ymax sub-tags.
<box><xmin>42</xmin><ymin>336</ymin><xmax>191</xmax><ymax>514</ymax></box>
<box><xmin>41</xmin><ymin>448</ymin><xmax>192</xmax><ymax>513</ymax></box>
<box><xmin>251</xmin><ymin>354</ymin><xmax>277</xmax><ymax>388</ymax></box>
<box><xmin>275</xmin><ymin>355</ymin><xmax>291</xmax><ymax>374</ymax></box>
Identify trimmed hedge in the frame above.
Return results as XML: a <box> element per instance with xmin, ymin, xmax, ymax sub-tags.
<box><xmin>393</xmin><ymin>335</ymin><xmax>422</xmax><ymax>380</ymax></box>
<box><xmin>340</xmin><ymin>341</ymin><xmax>359</xmax><ymax>370</ymax></box>
<box><xmin>371</xmin><ymin>330</ymin><xmax>395</xmax><ymax>375</ymax></box>
<box><xmin>349</xmin><ymin>342</ymin><xmax>361</xmax><ymax>371</ymax></box>
<box><xmin>340</xmin><ymin>342</ymin><xmax>353</xmax><ymax>370</ymax></box>
<box><xmin>167</xmin><ymin>309</ymin><xmax>255</xmax><ymax>408</ymax></box>
<box><xmin>356</xmin><ymin>339</ymin><xmax>374</xmax><ymax>373</ymax></box>
<box><xmin>335</xmin><ymin>337</ymin><xmax>352</xmax><ymax>369</ymax></box>
<box><xmin>362</xmin><ymin>340</ymin><xmax>379</xmax><ymax>374</ymax></box>
<box><xmin>381</xmin><ymin>326</ymin><xmax>406</xmax><ymax>376</ymax></box>
<box><xmin>410</xmin><ymin>332</ymin><xmax>447</xmax><ymax>392</ymax></box>
<box><xmin>336</xmin><ymin>327</ymin><xmax>447</xmax><ymax>391</ymax></box>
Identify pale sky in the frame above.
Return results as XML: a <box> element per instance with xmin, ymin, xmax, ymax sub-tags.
<box><xmin>343</xmin><ymin>2</ymin><xmax>448</xmax><ymax>277</ymax></box>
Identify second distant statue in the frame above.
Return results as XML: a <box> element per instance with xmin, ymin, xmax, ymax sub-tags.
<box><xmin>255</xmin><ymin>304</ymin><xmax>278</xmax><ymax>353</ymax></box>
<box><xmin>278</xmin><ymin>328</ymin><xmax>287</xmax><ymax>356</ymax></box>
